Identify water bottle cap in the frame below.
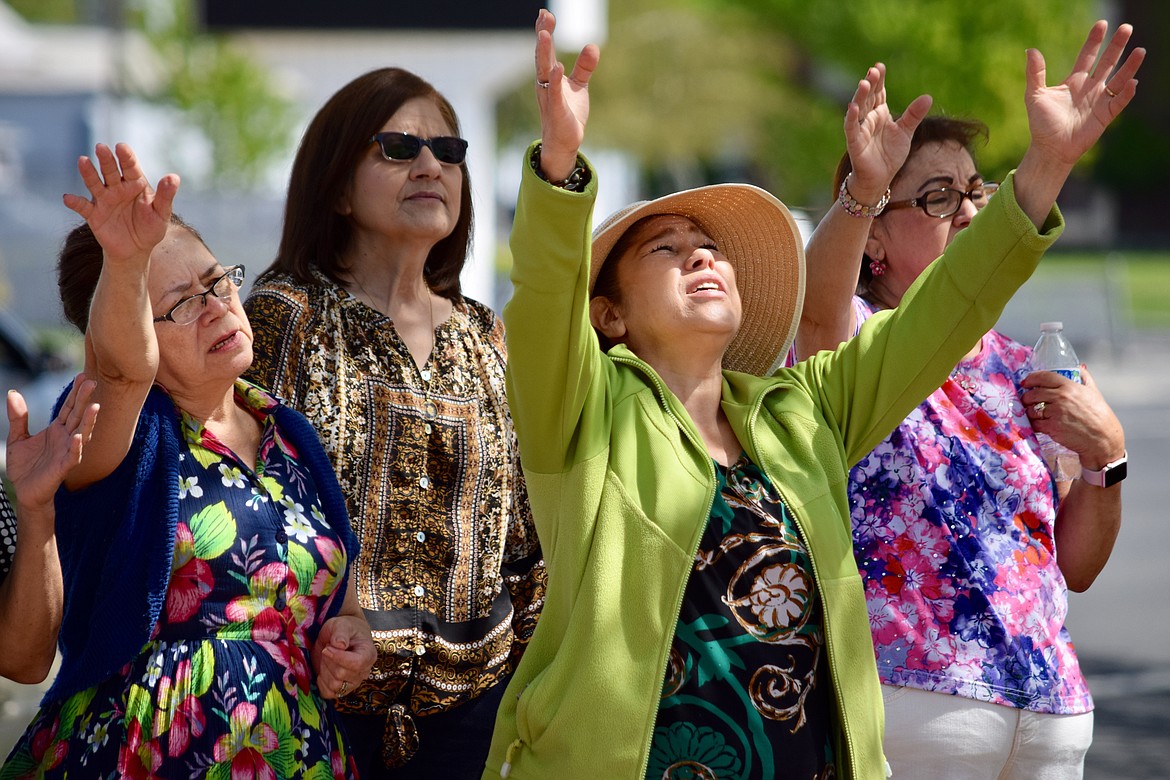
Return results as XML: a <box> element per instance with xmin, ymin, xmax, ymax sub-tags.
<box><xmin>1040</xmin><ymin>321</ymin><xmax>1064</xmax><ymax>332</ymax></box>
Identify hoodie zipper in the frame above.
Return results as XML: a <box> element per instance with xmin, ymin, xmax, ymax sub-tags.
<box><xmin>611</xmin><ymin>354</ymin><xmax>717</xmax><ymax>780</ymax></box>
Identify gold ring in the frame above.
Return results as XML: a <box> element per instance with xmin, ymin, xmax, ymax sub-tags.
<box><xmin>337</xmin><ymin>680</ymin><xmax>350</xmax><ymax>697</ymax></box>
<box><xmin>1105</xmin><ymin>86</ymin><xmax>1118</xmax><ymax>98</ymax></box>
<box><xmin>1033</xmin><ymin>401</ymin><xmax>1047</xmax><ymax>417</ymax></box>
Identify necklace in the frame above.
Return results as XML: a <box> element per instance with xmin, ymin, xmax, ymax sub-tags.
<box><xmin>420</xmin><ymin>292</ymin><xmax>438</xmax><ymax>435</ymax></box>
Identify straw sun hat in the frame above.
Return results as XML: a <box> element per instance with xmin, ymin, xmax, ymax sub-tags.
<box><xmin>589</xmin><ymin>184</ymin><xmax>806</xmax><ymax>376</ymax></box>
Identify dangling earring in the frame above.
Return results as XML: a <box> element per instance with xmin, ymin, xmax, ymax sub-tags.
<box><xmin>868</xmin><ymin>257</ymin><xmax>887</xmax><ymax>277</ymax></box>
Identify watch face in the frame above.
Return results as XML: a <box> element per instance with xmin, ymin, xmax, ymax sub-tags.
<box><xmin>1104</xmin><ymin>459</ymin><xmax>1128</xmax><ymax>488</ymax></box>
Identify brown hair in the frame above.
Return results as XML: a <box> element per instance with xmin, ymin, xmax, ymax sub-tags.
<box><xmin>57</xmin><ymin>215</ymin><xmax>205</xmax><ymax>333</ymax></box>
<box><xmin>834</xmin><ymin>115</ymin><xmax>988</xmax><ymax>297</ymax></box>
<box><xmin>260</xmin><ymin>67</ymin><xmax>473</xmax><ymax>299</ymax></box>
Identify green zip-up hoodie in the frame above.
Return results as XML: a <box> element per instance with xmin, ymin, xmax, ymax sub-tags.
<box><xmin>484</xmin><ymin>146</ymin><xmax>1062</xmax><ymax>780</ymax></box>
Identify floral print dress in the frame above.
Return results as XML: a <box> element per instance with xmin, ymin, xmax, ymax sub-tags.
<box><xmin>1</xmin><ymin>384</ymin><xmax>358</xmax><ymax>780</ymax></box>
<box><xmin>647</xmin><ymin>455</ymin><xmax>835</xmax><ymax>780</ymax></box>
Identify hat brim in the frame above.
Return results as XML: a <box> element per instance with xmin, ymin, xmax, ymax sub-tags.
<box><xmin>590</xmin><ymin>184</ymin><xmax>805</xmax><ymax>376</ymax></box>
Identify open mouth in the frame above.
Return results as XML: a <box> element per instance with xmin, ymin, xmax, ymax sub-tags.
<box><xmin>210</xmin><ymin>331</ymin><xmax>238</xmax><ymax>352</ymax></box>
<box><xmin>688</xmin><ymin>279</ymin><xmax>724</xmax><ymax>295</ymax></box>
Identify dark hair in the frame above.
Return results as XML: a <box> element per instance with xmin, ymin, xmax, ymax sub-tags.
<box><xmin>261</xmin><ymin>67</ymin><xmax>473</xmax><ymax>299</ymax></box>
<box><xmin>833</xmin><ymin>115</ymin><xmax>989</xmax><ymax>296</ymax></box>
<box><xmin>58</xmin><ymin>214</ymin><xmax>205</xmax><ymax>333</ymax></box>
<box><xmin>589</xmin><ymin>214</ymin><xmax>664</xmax><ymax>352</ymax></box>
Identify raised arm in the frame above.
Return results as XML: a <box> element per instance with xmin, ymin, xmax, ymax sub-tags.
<box><xmin>0</xmin><ymin>377</ymin><xmax>98</xmax><ymax>682</ymax></box>
<box><xmin>532</xmin><ymin>9</ymin><xmax>599</xmax><ymax>183</ymax></box>
<box><xmin>61</xmin><ymin>143</ymin><xmax>179</xmax><ymax>489</ymax></box>
<box><xmin>504</xmin><ymin>10</ymin><xmax>606</xmax><ymax>478</ymax></box>
<box><xmin>796</xmin><ymin>65</ymin><xmax>930</xmax><ymax>360</ymax></box>
<box><xmin>1013</xmin><ymin>20</ymin><xmax>1144</xmax><ymax>227</ymax></box>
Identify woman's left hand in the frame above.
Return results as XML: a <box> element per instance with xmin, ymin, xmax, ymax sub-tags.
<box><xmin>312</xmin><ymin>614</ymin><xmax>377</xmax><ymax>700</ymax></box>
<box><xmin>1022</xmin><ymin>364</ymin><xmax>1125</xmax><ymax>469</ymax></box>
<box><xmin>1023</xmin><ymin>21</ymin><xmax>1145</xmax><ymax>169</ymax></box>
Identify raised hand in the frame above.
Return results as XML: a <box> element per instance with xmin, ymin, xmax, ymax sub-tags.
<box><xmin>6</xmin><ymin>376</ymin><xmax>99</xmax><ymax>511</ymax></box>
<box><xmin>533</xmin><ymin>9</ymin><xmax>600</xmax><ymax>181</ymax></box>
<box><xmin>1024</xmin><ymin>20</ymin><xmax>1145</xmax><ymax>168</ymax></box>
<box><xmin>62</xmin><ymin>143</ymin><xmax>179</xmax><ymax>265</ymax></box>
<box><xmin>843</xmin><ymin>63</ymin><xmax>933</xmax><ymax>202</ymax></box>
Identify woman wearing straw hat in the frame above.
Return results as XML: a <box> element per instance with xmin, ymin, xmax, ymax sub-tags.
<box><xmin>482</xmin><ymin>11</ymin><xmax>1141</xmax><ymax>780</ymax></box>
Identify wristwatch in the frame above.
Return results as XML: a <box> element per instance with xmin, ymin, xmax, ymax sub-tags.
<box><xmin>1081</xmin><ymin>452</ymin><xmax>1128</xmax><ymax>488</ymax></box>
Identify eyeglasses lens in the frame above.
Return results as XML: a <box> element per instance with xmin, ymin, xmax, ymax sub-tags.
<box><xmin>924</xmin><ymin>191</ymin><xmax>959</xmax><ymax>217</ymax></box>
<box><xmin>171</xmin><ymin>268</ymin><xmax>242</xmax><ymax>324</ymax></box>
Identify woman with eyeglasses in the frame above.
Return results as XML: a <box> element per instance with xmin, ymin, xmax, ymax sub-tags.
<box><xmin>789</xmin><ymin>44</ymin><xmax>1131</xmax><ymax>778</ymax></box>
<box><xmin>0</xmin><ymin>143</ymin><xmax>376</xmax><ymax>779</ymax></box>
<box><xmin>243</xmin><ymin>68</ymin><xmax>542</xmax><ymax>778</ymax></box>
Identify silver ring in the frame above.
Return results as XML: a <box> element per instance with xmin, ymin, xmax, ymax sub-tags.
<box><xmin>537</xmin><ymin>80</ymin><xmax>551</xmax><ymax>89</ymax></box>
<box><xmin>1033</xmin><ymin>401</ymin><xmax>1047</xmax><ymax>417</ymax></box>
<box><xmin>1104</xmin><ymin>86</ymin><xmax>1118</xmax><ymax>98</ymax></box>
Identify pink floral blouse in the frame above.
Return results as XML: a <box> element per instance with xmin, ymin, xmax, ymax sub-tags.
<box><xmin>844</xmin><ymin>299</ymin><xmax>1089</xmax><ymax>713</ymax></box>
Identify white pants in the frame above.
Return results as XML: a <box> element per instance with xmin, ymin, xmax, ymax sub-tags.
<box><xmin>882</xmin><ymin>685</ymin><xmax>1094</xmax><ymax>780</ymax></box>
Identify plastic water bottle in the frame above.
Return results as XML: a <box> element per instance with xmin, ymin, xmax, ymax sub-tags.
<box><xmin>1030</xmin><ymin>322</ymin><xmax>1081</xmax><ymax>480</ymax></box>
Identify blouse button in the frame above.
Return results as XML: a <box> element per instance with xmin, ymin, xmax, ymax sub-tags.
<box><xmin>414</xmin><ymin>644</ymin><xmax>426</xmax><ymax>656</ymax></box>
<box><xmin>419</xmin><ymin>476</ymin><xmax>430</xmax><ymax>489</ymax></box>
<box><xmin>275</xmin><ymin>529</ymin><xmax>287</xmax><ymax>544</ymax></box>
<box><xmin>415</xmin><ymin>531</ymin><xmax>426</xmax><ymax>543</ymax></box>
<box><xmin>413</xmin><ymin>585</ymin><xmax>425</xmax><ymax>598</ymax></box>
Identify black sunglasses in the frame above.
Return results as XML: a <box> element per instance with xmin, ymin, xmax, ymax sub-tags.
<box><xmin>371</xmin><ymin>132</ymin><xmax>468</xmax><ymax>165</ymax></box>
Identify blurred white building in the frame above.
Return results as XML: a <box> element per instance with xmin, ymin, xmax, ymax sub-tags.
<box><xmin>0</xmin><ymin>0</ymin><xmax>612</xmax><ymax>324</ymax></box>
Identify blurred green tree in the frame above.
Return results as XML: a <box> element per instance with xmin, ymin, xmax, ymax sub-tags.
<box><xmin>501</xmin><ymin>0</ymin><xmax>1101</xmax><ymax>211</ymax></box>
<box><xmin>139</xmin><ymin>0</ymin><xmax>296</xmax><ymax>189</ymax></box>
<box><xmin>697</xmin><ymin>0</ymin><xmax>1098</xmax><ymax>209</ymax></box>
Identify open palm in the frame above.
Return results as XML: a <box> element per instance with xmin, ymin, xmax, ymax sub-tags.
<box><xmin>1025</xmin><ymin>21</ymin><xmax>1145</xmax><ymax>168</ymax></box>
<box><xmin>62</xmin><ymin>143</ymin><xmax>178</xmax><ymax>265</ymax></box>
<box><xmin>6</xmin><ymin>378</ymin><xmax>99</xmax><ymax>510</ymax></box>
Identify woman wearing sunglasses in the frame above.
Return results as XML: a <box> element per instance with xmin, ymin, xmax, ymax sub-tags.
<box><xmin>788</xmin><ymin>31</ymin><xmax>1134</xmax><ymax>779</ymax></box>
<box><xmin>244</xmin><ymin>68</ymin><xmax>542</xmax><ymax>778</ymax></box>
<box><xmin>0</xmin><ymin>143</ymin><xmax>376</xmax><ymax>778</ymax></box>
<box><xmin>481</xmin><ymin>12</ymin><xmax>1141</xmax><ymax>780</ymax></box>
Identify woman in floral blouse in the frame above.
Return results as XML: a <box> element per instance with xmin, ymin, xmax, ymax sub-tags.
<box><xmin>790</xmin><ymin>27</ymin><xmax>1136</xmax><ymax>778</ymax></box>
<box><xmin>244</xmin><ymin>68</ymin><xmax>542</xmax><ymax>778</ymax></box>
<box><xmin>0</xmin><ymin>143</ymin><xmax>375</xmax><ymax>779</ymax></box>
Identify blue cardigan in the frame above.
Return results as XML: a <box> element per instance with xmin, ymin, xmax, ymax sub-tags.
<box><xmin>45</xmin><ymin>382</ymin><xmax>357</xmax><ymax>704</ymax></box>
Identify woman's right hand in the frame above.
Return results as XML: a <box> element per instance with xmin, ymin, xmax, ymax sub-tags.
<box><xmin>62</xmin><ymin>143</ymin><xmax>179</xmax><ymax>266</ymax></box>
<box><xmin>842</xmin><ymin>63</ymin><xmax>932</xmax><ymax>204</ymax></box>
<box><xmin>533</xmin><ymin>9</ymin><xmax>600</xmax><ymax>182</ymax></box>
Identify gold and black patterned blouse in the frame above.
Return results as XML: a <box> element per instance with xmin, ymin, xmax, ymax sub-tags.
<box><xmin>244</xmin><ymin>270</ymin><xmax>544</xmax><ymax>752</ymax></box>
